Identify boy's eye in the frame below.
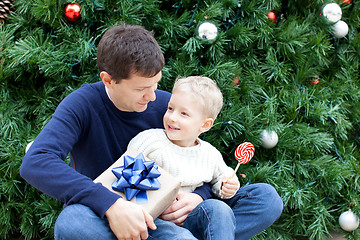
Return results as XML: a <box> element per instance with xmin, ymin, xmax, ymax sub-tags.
<box><xmin>181</xmin><ymin>112</ymin><xmax>188</xmax><ymax>116</ymax></box>
<box><xmin>168</xmin><ymin>106</ymin><xmax>173</xmax><ymax>111</ymax></box>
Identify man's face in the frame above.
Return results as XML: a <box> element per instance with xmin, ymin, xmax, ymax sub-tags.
<box><xmin>108</xmin><ymin>71</ymin><xmax>162</xmax><ymax>112</ymax></box>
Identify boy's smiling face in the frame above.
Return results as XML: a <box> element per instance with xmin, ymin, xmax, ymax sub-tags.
<box><xmin>163</xmin><ymin>89</ymin><xmax>212</xmax><ymax>147</ymax></box>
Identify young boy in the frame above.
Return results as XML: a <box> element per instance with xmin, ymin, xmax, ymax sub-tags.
<box><xmin>128</xmin><ymin>76</ymin><xmax>239</xmax><ymax>199</ymax></box>
<box><xmin>127</xmin><ymin>76</ymin><xmax>240</xmax><ymax>238</ymax></box>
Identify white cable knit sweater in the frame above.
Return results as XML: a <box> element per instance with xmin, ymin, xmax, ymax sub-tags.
<box><xmin>127</xmin><ymin>129</ymin><xmax>236</xmax><ymax>198</ymax></box>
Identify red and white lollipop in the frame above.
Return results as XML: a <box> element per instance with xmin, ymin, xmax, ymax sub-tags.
<box><xmin>221</xmin><ymin>142</ymin><xmax>255</xmax><ymax>198</ymax></box>
<box><xmin>233</xmin><ymin>142</ymin><xmax>255</xmax><ymax>175</ymax></box>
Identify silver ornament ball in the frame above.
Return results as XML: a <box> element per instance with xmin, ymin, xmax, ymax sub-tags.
<box><xmin>260</xmin><ymin>130</ymin><xmax>278</xmax><ymax>149</ymax></box>
<box><xmin>321</xmin><ymin>3</ymin><xmax>342</xmax><ymax>24</ymax></box>
<box><xmin>332</xmin><ymin>20</ymin><xmax>349</xmax><ymax>38</ymax></box>
<box><xmin>197</xmin><ymin>22</ymin><xmax>218</xmax><ymax>41</ymax></box>
<box><xmin>339</xmin><ymin>210</ymin><xmax>359</xmax><ymax>231</ymax></box>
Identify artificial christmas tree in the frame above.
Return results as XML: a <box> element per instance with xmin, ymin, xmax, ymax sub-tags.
<box><xmin>1</xmin><ymin>0</ymin><xmax>360</xmax><ymax>239</ymax></box>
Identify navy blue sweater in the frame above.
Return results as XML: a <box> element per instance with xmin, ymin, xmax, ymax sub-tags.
<box><xmin>21</xmin><ymin>81</ymin><xmax>211</xmax><ymax>217</ymax></box>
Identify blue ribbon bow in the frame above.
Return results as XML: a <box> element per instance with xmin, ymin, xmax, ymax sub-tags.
<box><xmin>111</xmin><ymin>153</ymin><xmax>161</xmax><ymax>204</ymax></box>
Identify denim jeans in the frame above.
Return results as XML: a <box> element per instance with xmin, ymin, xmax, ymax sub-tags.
<box><xmin>54</xmin><ymin>183</ymin><xmax>283</xmax><ymax>240</ymax></box>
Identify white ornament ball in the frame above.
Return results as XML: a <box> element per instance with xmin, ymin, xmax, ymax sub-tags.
<box><xmin>197</xmin><ymin>22</ymin><xmax>218</xmax><ymax>41</ymax></box>
<box><xmin>332</xmin><ymin>20</ymin><xmax>349</xmax><ymax>38</ymax></box>
<box><xmin>260</xmin><ymin>130</ymin><xmax>278</xmax><ymax>149</ymax></box>
<box><xmin>25</xmin><ymin>141</ymin><xmax>34</xmax><ymax>153</ymax></box>
<box><xmin>339</xmin><ymin>210</ymin><xmax>359</xmax><ymax>231</ymax></box>
<box><xmin>321</xmin><ymin>3</ymin><xmax>342</xmax><ymax>24</ymax></box>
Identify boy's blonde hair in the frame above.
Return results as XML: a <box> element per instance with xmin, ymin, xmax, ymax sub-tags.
<box><xmin>172</xmin><ymin>76</ymin><xmax>223</xmax><ymax>119</ymax></box>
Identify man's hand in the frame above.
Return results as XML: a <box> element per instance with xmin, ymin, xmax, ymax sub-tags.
<box><xmin>160</xmin><ymin>191</ymin><xmax>203</xmax><ymax>226</ymax></box>
<box><xmin>221</xmin><ymin>175</ymin><xmax>240</xmax><ymax>198</ymax></box>
<box><xmin>105</xmin><ymin>198</ymin><xmax>156</xmax><ymax>240</ymax></box>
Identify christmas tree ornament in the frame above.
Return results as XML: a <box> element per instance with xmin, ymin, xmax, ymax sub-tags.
<box><xmin>342</xmin><ymin>0</ymin><xmax>352</xmax><ymax>4</ymax></box>
<box><xmin>332</xmin><ymin>20</ymin><xmax>348</xmax><ymax>38</ymax></box>
<box><xmin>267</xmin><ymin>11</ymin><xmax>277</xmax><ymax>22</ymax></box>
<box><xmin>339</xmin><ymin>209</ymin><xmax>359</xmax><ymax>231</ymax></box>
<box><xmin>65</xmin><ymin>3</ymin><xmax>81</xmax><ymax>22</ymax></box>
<box><xmin>197</xmin><ymin>22</ymin><xmax>218</xmax><ymax>41</ymax></box>
<box><xmin>233</xmin><ymin>76</ymin><xmax>239</xmax><ymax>86</ymax></box>
<box><xmin>312</xmin><ymin>78</ymin><xmax>319</xmax><ymax>85</ymax></box>
<box><xmin>260</xmin><ymin>130</ymin><xmax>278</xmax><ymax>149</ymax></box>
<box><xmin>0</xmin><ymin>0</ymin><xmax>13</xmax><ymax>23</ymax></box>
<box><xmin>321</xmin><ymin>3</ymin><xmax>342</xmax><ymax>24</ymax></box>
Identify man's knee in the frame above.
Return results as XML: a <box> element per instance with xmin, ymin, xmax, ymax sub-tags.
<box><xmin>255</xmin><ymin>183</ymin><xmax>283</xmax><ymax>224</ymax></box>
<box><xmin>261</xmin><ymin>184</ymin><xmax>283</xmax><ymax>212</ymax></box>
<box><xmin>55</xmin><ymin>204</ymin><xmax>84</xmax><ymax>239</ymax></box>
<box><xmin>54</xmin><ymin>204</ymin><xmax>110</xmax><ymax>240</ymax></box>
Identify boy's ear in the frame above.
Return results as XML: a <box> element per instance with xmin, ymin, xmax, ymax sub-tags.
<box><xmin>200</xmin><ymin>118</ymin><xmax>214</xmax><ymax>133</ymax></box>
<box><xmin>100</xmin><ymin>71</ymin><xmax>113</xmax><ymax>87</ymax></box>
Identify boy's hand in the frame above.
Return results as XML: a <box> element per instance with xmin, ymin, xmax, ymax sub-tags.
<box><xmin>221</xmin><ymin>175</ymin><xmax>240</xmax><ymax>198</ymax></box>
<box><xmin>160</xmin><ymin>191</ymin><xmax>203</xmax><ymax>226</ymax></box>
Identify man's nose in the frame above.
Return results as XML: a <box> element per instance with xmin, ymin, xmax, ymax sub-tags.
<box><xmin>144</xmin><ymin>87</ymin><xmax>156</xmax><ymax>101</ymax></box>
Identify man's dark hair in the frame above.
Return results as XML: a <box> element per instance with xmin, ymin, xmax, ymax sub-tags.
<box><xmin>97</xmin><ymin>24</ymin><xmax>164</xmax><ymax>83</ymax></box>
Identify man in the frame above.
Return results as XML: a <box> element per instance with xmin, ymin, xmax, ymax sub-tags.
<box><xmin>21</xmin><ymin>24</ymin><xmax>283</xmax><ymax>240</ymax></box>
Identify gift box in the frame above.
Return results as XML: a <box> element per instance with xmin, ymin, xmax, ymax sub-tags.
<box><xmin>94</xmin><ymin>149</ymin><xmax>181</xmax><ymax>219</ymax></box>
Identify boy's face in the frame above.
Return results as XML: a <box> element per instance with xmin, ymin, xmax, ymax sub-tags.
<box><xmin>163</xmin><ymin>89</ymin><xmax>210</xmax><ymax>147</ymax></box>
<box><xmin>107</xmin><ymin>71</ymin><xmax>162</xmax><ymax>112</ymax></box>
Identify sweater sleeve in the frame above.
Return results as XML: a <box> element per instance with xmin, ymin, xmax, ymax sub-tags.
<box><xmin>192</xmin><ymin>183</ymin><xmax>213</xmax><ymax>200</ymax></box>
<box><xmin>20</xmin><ymin>89</ymin><xmax>120</xmax><ymax>217</ymax></box>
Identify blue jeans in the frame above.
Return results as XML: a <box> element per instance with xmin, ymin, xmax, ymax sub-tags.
<box><xmin>54</xmin><ymin>183</ymin><xmax>283</xmax><ymax>240</ymax></box>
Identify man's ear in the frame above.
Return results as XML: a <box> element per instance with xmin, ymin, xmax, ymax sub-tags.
<box><xmin>100</xmin><ymin>71</ymin><xmax>113</xmax><ymax>88</ymax></box>
<box><xmin>200</xmin><ymin>118</ymin><xmax>214</xmax><ymax>133</ymax></box>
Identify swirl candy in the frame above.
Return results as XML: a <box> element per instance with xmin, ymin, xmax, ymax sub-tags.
<box><xmin>235</xmin><ymin>142</ymin><xmax>255</xmax><ymax>164</ymax></box>
<box><xmin>221</xmin><ymin>142</ymin><xmax>255</xmax><ymax>198</ymax></box>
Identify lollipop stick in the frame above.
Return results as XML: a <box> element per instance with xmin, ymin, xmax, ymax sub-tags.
<box><xmin>224</xmin><ymin>163</ymin><xmax>240</xmax><ymax>184</ymax></box>
<box><xmin>233</xmin><ymin>162</ymin><xmax>240</xmax><ymax>177</ymax></box>
<box><xmin>221</xmin><ymin>163</ymin><xmax>240</xmax><ymax>198</ymax></box>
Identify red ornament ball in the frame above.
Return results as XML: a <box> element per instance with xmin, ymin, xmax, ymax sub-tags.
<box><xmin>233</xmin><ymin>77</ymin><xmax>239</xmax><ymax>86</ymax></box>
<box><xmin>65</xmin><ymin>3</ymin><xmax>81</xmax><ymax>22</ymax></box>
<box><xmin>267</xmin><ymin>11</ymin><xmax>277</xmax><ymax>22</ymax></box>
<box><xmin>312</xmin><ymin>78</ymin><xmax>319</xmax><ymax>85</ymax></box>
<box><xmin>342</xmin><ymin>0</ymin><xmax>352</xmax><ymax>4</ymax></box>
